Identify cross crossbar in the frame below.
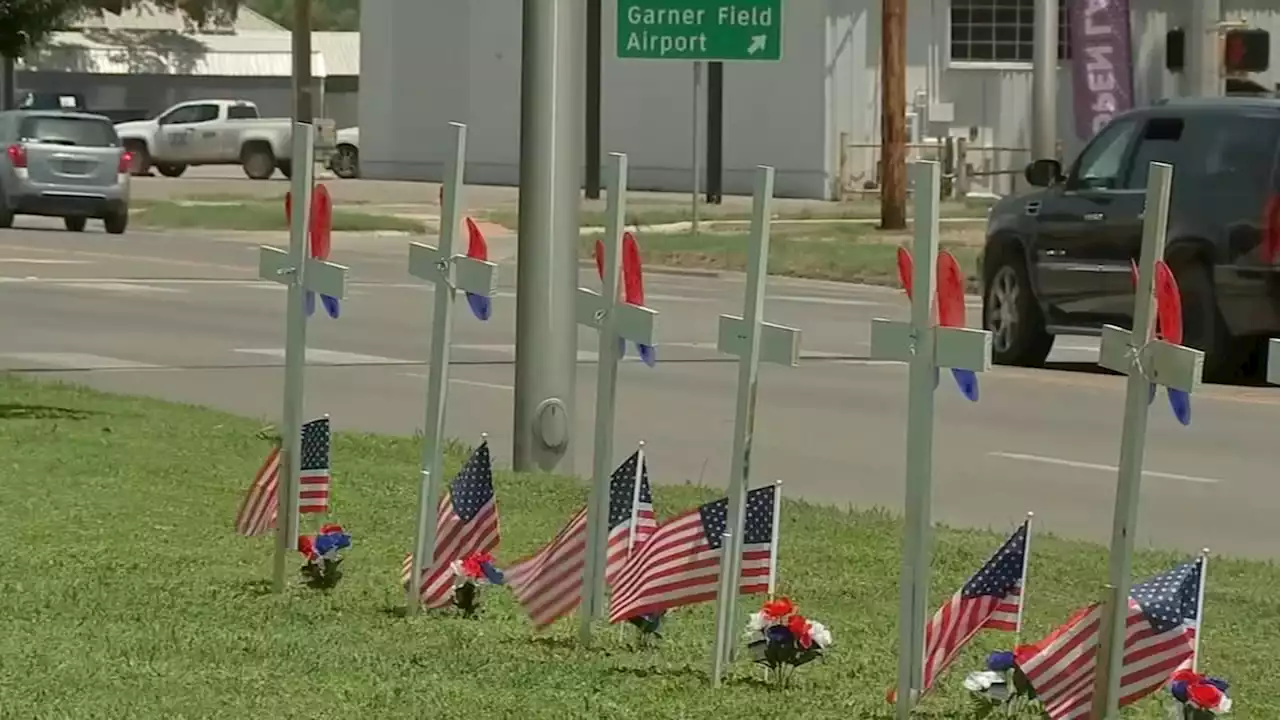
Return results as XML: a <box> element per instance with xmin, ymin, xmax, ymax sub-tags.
<box><xmin>869</xmin><ymin>319</ymin><xmax>991</xmax><ymax>371</ymax></box>
<box><xmin>258</xmin><ymin>246</ymin><xmax>349</xmax><ymax>300</ymax></box>
<box><xmin>408</xmin><ymin>242</ymin><xmax>497</xmax><ymax>298</ymax></box>
<box><xmin>576</xmin><ymin>288</ymin><xmax>657</xmax><ymax>347</ymax></box>
<box><xmin>1098</xmin><ymin>325</ymin><xmax>1204</xmax><ymax>392</ymax></box>
<box><xmin>717</xmin><ymin>315</ymin><xmax>801</xmax><ymax>367</ymax></box>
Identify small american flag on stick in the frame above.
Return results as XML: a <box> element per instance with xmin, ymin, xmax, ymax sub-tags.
<box><xmin>400</xmin><ymin>441</ymin><xmax>500</xmax><ymax>608</ymax></box>
<box><xmin>918</xmin><ymin>518</ymin><xmax>1029</xmax><ymax>695</ymax></box>
<box><xmin>505</xmin><ymin>448</ymin><xmax>657</xmax><ymax>628</ymax></box>
<box><xmin>234</xmin><ymin>417</ymin><xmax>331</xmax><ymax>537</ymax></box>
<box><xmin>607</xmin><ymin>483</ymin><xmax>776</xmax><ymax>624</ymax></box>
<box><xmin>1016</xmin><ymin>557</ymin><xmax>1203</xmax><ymax>720</ymax></box>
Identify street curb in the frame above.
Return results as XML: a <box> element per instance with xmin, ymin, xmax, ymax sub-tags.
<box><xmin>574</xmin><ymin>259</ymin><xmax>721</xmax><ymax>279</ymax></box>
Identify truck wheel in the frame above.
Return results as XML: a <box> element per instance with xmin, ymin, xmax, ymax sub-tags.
<box><xmin>983</xmin><ymin>243</ymin><xmax>1054</xmax><ymax>367</ymax></box>
<box><xmin>277</xmin><ymin>160</ymin><xmax>292</xmax><ymax>179</ymax></box>
<box><xmin>63</xmin><ymin>216</ymin><xmax>87</xmax><ymax>232</ymax></box>
<box><xmin>241</xmin><ymin>144</ymin><xmax>276</xmax><ymax>180</ymax></box>
<box><xmin>103</xmin><ymin>210</ymin><xmax>128</xmax><ymax>235</ymax></box>
<box><xmin>332</xmin><ymin>144</ymin><xmax>359</xmax><ymax>179</ymax></box>
<box><xmin>156</xmin><ymin>163</ymin><xmax>187</xmax><ymax>178</ymax></box>
<box><xmin>0</xmin><ymin>194</ymin><xmax>12</xmax><ymax>229</ymax></box>
<box><xmin>125</xmin><ymin>140</ymin><xmax>151</xmax><ymax>176</ymax></box>
<box><xmin>1171</xmin><ymin>259</ymin><xmax>1246</xmax><ymax>383</ymax></box>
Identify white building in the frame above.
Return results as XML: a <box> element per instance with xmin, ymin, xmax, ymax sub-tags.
<box><xmin>359</xmin><ymin>0</ymin><xmax>1280</xmax><ymax>199</ymax></box>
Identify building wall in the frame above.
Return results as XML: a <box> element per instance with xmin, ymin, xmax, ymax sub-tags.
<box><xmin>359</xmin><ymin>0</ymin><xmax>1280</xmax><ymax>200</ymax></box>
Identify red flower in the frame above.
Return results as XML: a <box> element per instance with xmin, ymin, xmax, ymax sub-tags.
<box><xmin>1188</xmin><ymin>683</ymin><xmax>1224</xmax><ymax>710</ymax></box>
<box><xmin>1170</xmin><ymin>669</ymin><xmax>1201</xmax><ymax>685</ymax></box>
<box><xmin>762</xmin><ymin>597</ymin><xmax>794</xmax><ymax>620</ymax></box>
<box><xmin>319</xmin><ymin>523</ymin><xmax>344</xmax><ymax>535</ymax></box>
<box><xmin>297</xmin><ymin>535</ymin><xmax>316</xmax><ymax>559</ymax></box>
<box><xmin>787</xmin><ymin>613</ymin><xmax>813</xmax><ymax>649</ymax></box>
<box><xmin>459</xmin><ymin>551</ymin><xmax>493</xmax><ymax>579</ymax></box>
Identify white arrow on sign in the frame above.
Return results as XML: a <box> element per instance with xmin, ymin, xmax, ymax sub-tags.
<box><xmin>747</xmin><ymin>35</ymin><xmax>767</xmax><ymax>54</ymax></box>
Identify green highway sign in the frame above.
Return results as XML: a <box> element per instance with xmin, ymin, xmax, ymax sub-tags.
<box><xmin>617</xmin><ymin>0</ymin><xmax>783</xmax><ymax>61</ymax></box>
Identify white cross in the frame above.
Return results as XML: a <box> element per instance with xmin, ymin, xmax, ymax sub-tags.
<box><xmin>258</xmin><ymin>122</ymin><xmax>349</xmax><ymax>594</ymax></box>
<box><xmin>404</xmin><ymin>122</ymin><xmax>498</xmax><ymax>614</ymax></box>
<box><xmin>1091</xmin><ymin>161</ymin><xmax>1204</xmax><ymax>719</ymax></box>
<box><xmin>709</xmin><ymin>165</ymin><xmax>802</xmax><ymax>684</ymax></box>
<box><xmin>866</xmin><ymin>162</ymin><xmax>991</xmax><ymax>719</ymax></box>
<box><xmin>576</xmin><ymin>152</ymin><xmax>659</xmax><ymax>643</ymax></box>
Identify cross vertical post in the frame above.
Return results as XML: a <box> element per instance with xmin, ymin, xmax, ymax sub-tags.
<box><xmin>709</xmin><ymin>165</ymin><xmax>802</xmax><ymax>679</ymax></box>
<box><xmin>1092</xmin><ymin>161</ymin><xmax>1204</xmax><ymax>717</ymax></box>
<box><xmin>576</xmin><ymin>152</ymin><xmax>659</xmax><ymax>643</ymax></box>
<box><xmin>867</xmin><ymin>161</ymin><xmax>992</xmax><ymax>717</ymax></box>
<box><xmin>1267</xmin><ymin>340</ymin><xmax>1280</xmax><ymax>388</ymax></box>
<box><xmin>404</xmin><ymin>122</ymin><xmax>498</xmax><ymax>614</ymax></box>
<box><xmin>259</xmin><ymin>122</ymin><xmax>349</xmax><ymax>593</ymax></box>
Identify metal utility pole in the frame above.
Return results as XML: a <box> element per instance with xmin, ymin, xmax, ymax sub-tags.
<box><xmin>585</xmin><ymin>0</ymin><xmax>602</xmax><ymax>199</ymax></box>
<box><xmin>706</xmin><ymin>62</ymin><xmax>724</xmax><ymax>205</ymax></box>
<box><xmin>0</xmin><ymin>56</ymin><xmax>15</xmax><ymax>111</ymax></box>
<box><xmin>880</xmin><ymin>0</ymin><xmax>908</xmax><ymax>230</ymax></box>
<box><xmin>691</xmin><ymin>62</ymin><xmax>703</xmax><ymax>233</ymax></box>
<box><xmin>514</xmin><ymin>0</ymin><xmax>585</xmax><ymax>473</ymax></box>
<box><xmin>1031</xmin><ymin>0</ymin><xmax>1058</xmax><ymax>160</ymax></box>
<box><xmin>292</xmin><ymin>0</ymin><xmax>313</xmax><ymax>124</ymax></box>
<box><xmin>1188</xmin><ymin>0</ymin><xmax>1223</xmax><ymax>97</ymax></box>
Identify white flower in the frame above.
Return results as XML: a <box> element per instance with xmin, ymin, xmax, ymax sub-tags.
<box><xmin>746</xmin><ymin>611</ymin><xmax>770</xmax><ymax>633</ymax></box>
<box><xmin>1217</xmin><ymin>696</ymin><xmax>1233</xmax><ymax>713</ymax></box>
<box><xmin>963</xmin><ymin>670</ymin><xmax>1006</xmax><ymax>693</ymax></box>
<box><xmin>807</xmin><ymin>620</ymin><xmax>833</xmax><ymax>648</ymax></box>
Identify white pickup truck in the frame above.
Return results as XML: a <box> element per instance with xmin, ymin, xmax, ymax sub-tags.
<box><xmin>114</xmin><ymin>99</ymin><xmax>335</xmax><ymax>180</ymax></box>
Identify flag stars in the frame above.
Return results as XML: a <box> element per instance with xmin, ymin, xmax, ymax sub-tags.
<box><xmin>451</xmin><ymin>442</ymin><xmax>494</xmax><ymax>522</ymax></box>
<box><xmin>607</xmin><ymin>451</ymin><xmax>652</xmax><ymax>529</ymax></box>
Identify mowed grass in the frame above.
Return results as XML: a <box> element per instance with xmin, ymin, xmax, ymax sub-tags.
<box><xmin>581</xmin><ymin>224</ymin><xmax>984</xmax><ymax>289</ymax></box>
<box><xmin>130</xmin><ymin>200</ymin><xmax>425</xmax><ymax>233</ymax></box>
<box><xmin>1</xmin><ymin>375</ymin><xmax>1276</xmax><ymax>719</ymax></box>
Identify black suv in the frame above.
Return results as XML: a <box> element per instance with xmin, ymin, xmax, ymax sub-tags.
<box><xmin>981</xmin><ymin>97</ymin><xmax>1280</xmax><ymax>381</ymax></box>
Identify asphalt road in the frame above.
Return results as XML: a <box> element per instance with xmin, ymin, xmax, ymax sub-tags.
<box><xmin>2</xmin><ymin>217</ymin><xmax>1277</xmax><ymax>560</ymax></box>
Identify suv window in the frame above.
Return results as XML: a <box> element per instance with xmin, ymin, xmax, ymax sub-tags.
<box><xmin>1200</xmin><ymin>115</ymin><xmax>1280</xmax><ymax>190</ymax></box>
<box><xmin>1123</xmin><ymin>118</ymin><xmax>1185</xmax><ymax>189</ymax></box>
<box><xmin>1071</xmin><ymin>117</ymin><xmax>1140</xmax><ymax>190</ymax></box>
<box><xmin>18</xmin><ymin>116</ymin><xmax>118</xmax><ymax>147</ymax></box>
<box><xmin>161</xmin><ymin>104</ymin><xmax>219</xmax><ymax>125</ymax></box>
<box><xmin>226</xmin><ymin>104</ymin><xmax>258</xmax><ymax>120</ymax></box>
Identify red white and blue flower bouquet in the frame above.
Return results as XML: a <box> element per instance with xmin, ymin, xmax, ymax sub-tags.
<box><xmin>742</xmin><ymin>597</ymin><xmax>832</xmax><ymax>688</ymax></box>
<box><xmin>1168</xmin><ymin>670</ymin><xmax>1233</xmax><ymax>719</ymax></box>
<box><xmin>296</xmin><ymin>523</ymin><xmax>351</xmax><ymax>590</ymax></box>
<box><xmin>451</xmin><ymin>550</ymin><xmax>505</xmax><ymax>618</ymax></box>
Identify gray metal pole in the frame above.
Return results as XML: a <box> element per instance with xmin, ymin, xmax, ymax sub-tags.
<box><xmin>1188</xmin><ymin>0</ymin><xmax>1222</xmax><ymax>98</ymax></box>
<box><xmin>292</xmin><ymin>0</ymin><xmax>313</xmax><ymax>123</ymax></box>
<box><xmin>1030</xmin><ymin>0</ymin><xmax>1057</xmax><ymax>160</ymax></box>
<box><xmin>513</xmin><ymin>0</ymin><xmax>586</xmax><ymax>472</ymax></box>
<box><xmin>0</xmin><ymin>56</ymin><xmax>16</xmax><ymax>111</ymax></box>
<box><xmin>691</xmin><ymin>62</ymin><xmax>703</xmax><ymax>234</ymax></box>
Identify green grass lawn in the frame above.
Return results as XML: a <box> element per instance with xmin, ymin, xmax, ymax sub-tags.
<box><xmin>131</xmin><ymin>200</ymin><xmax>425</xmax><ymax>233</ymax></box>
<box><xmin>1</xmin><ymin>375</ymin><xmax>1272</xmax><ymax>719</ymax></box>
<box><xmin>581</xmin><ymin>224</ymin><xmax>983</xmax><ymax>289</ymax></box>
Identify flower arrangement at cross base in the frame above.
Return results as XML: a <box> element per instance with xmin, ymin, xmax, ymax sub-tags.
<box><xmin>625</xmin><ymin>610</ymin><xmax>665</xmax><ymax>647</ymax></box>
<box><xmin>1168</xmin><ymin>669</ymin><xmax>1233</xmax><ymax>719</ymax></box>
<box><xmin>743</xmin><ymin>597</ymin><xmax>832</xmax><ymax>688</ymax></box>
<box><xmin>962</xmin><ymin>649</ymin><xmax>1042</xmax><ymax>717</ymax></box>
<box><xmin>297</xmin><ymin>523</ymin><xmax>352</xmax><ymax>590</ymax></box>
<box><xmin>451</xmin><ymin>550</ymin><xmax>504</xmax><ymax>618</ymax></box>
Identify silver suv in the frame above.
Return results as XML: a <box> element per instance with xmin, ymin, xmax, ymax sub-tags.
<box><xmin>0</xmin><ymin>110</ymin><xmax>131</xmax><ymax>234</ymax></box>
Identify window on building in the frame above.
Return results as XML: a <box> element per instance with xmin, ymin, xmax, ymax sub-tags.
<box><xmin>950</xmin><ymin>0</ymin><xmax>1070</xmax><ymax>63</ymax></box>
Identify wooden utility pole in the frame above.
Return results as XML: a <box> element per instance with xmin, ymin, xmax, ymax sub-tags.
<box><xmin>880</xmin><ymin>0</ymin><xmax>908</xmax><ymax>230</ymax></box>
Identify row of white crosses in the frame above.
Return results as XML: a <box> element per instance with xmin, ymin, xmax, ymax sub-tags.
<box><xmin>869</xmin><ymin>161</ymin><xmax>1207</xmax><ymax>720</ymax></box>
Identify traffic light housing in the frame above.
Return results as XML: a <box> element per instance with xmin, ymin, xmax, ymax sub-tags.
<box><xmin>1224</xmin><ymin>29</ymin><xmax>1269</xmax><ymax>73</ymax></box>
<box><xmin>1166</xmin><ymin>28</ymin><xmax>1185</xmax><ymax>72</ymax></box>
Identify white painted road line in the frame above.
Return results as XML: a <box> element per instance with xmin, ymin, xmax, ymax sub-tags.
<box><xmin>989</xmin><ymin>451</ymin><xmax>1223</xmax><ymax>484</ymax></box>
<box><xmin>233</xmin><ymin>348</ymin><xmax>411</xmax><ymax>365</ymax></box>
<box><xmin>59</xmin><ymin>281</ymin><xmax>185</xmax><ymax>294</ymax></box>
<box><xmin>769</xmin><ymin>295</ymin><xmax>878</xmax><ymax>307</ymax></box>
<box><xmin>402</xmin><ymin>372</ymin><xmax>514</xmax><ymax>391</ymax></box>
<box><xmin>0</xmin><ymin>258</ymin><xmax>93</xmax><ymax>265</ymax></box>
<box><xmin>0</xmin><ymin>352</ymin><xmax>160</xmax><ymax>370</ymax></box>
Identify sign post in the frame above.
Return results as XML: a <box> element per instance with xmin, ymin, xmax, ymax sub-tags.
<box><xmin>708</xmin><ymin>165</ymin><xmax>802</xmax><ymax>679</ymax></box>
<box><xmin>258</xmin><ymin>122</ymin><xmax>349</xmax><ymax>594</ymax></box>
<box><xmin>576</xmin><ymin>152</ymin><xmax>659</xmax><ymax>643</ymax></box>
<box><xmin>404</xmin><ymin>122</ymin><xmax>499</xmax><ymax>614</ymax></box>
<box><xmin>1090</xmin><ymin>162</ymin><xmax>1205</xmax><ymax>717</ymax></box>
<box><xmin>867</xmin><ymin>161</ymin><xmax>993</xmax><ymax>717</ymax></box>
<box><xmin>616</xmin><ymin>0</ymin><xmax>783</xmax><ymax>62</ymax></box>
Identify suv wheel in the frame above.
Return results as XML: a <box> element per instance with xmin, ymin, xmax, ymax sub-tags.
<box><xmin>103</xmin><ymin>210</ymin><xmax>128</xmax><ymax>235</ymax></box>
<box><xmin>0</xmin><ymin>195</ymin><xmax>12</xmax><ymax>229</ymax></box>
<box><xmin>983</xmin><ymin>245</ymin><xmax>1054</xmax><ymax>367</ymax></box>
<box><xmin>64</xmin><ymin>216</ymin><xmax>87</xmax><ymax>232</ymax></box>
<box><xmin>1172</xmin><ymin>259</ymin><xmax>1246</xmax><ymax>383</ymax></box>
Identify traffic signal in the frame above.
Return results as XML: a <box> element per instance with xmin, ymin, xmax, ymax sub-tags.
<box><xmin>1224</xmin><ymin>29</ymin><xmax>1269</xmax><ymax>73</ymax></box>
<box><xmin>1166</xmin><ymin>28</ymin><xmax>1185</xmax><ymax>72</ymax></box>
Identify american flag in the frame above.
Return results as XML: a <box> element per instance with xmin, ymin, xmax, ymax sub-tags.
<box><xmin>607</xmin><ymin>483</ymin><xmax>776</xmax><ymax>624</ymax></box>
<box><xmin>399</xmin><ymin>441</ymin><xmax>500</xmax><ymax>608</ymax></box>
<box><xmin>919</xmin><ymin>519</ymin><xmax>1028</xmax><ymax>694</ymax></box>
<box><xmin>1016</xmin><ymin>557</ymin><xmax>1202</xmax><ymax>720</ymax></box>
<box><xmin>505</xmin><ymin>450</ymin><xmax>657</xmax><ymax>628</ymax></box>
<box><xmin>234</xmin><ymin>417</ymin><xmax>331</xmax><ymax>537</ymax></box>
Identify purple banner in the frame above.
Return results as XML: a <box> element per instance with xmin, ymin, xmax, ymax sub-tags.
<box><xmin>1069</xmin><ymin>0</ymin><xmax>1136</xmax><ymax>140</ymax></box>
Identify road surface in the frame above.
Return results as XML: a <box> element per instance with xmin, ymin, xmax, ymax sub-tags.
<box><xmin>1</xmin><ymin>219</ymin><xmax>1275</xmax><ymax>559</ymax></box>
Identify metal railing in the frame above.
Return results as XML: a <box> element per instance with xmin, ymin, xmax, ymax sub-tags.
<box><xmin>835</xmin><ymin>132</ymin><xmax>1034</xmax><ymax>200</ymax></box>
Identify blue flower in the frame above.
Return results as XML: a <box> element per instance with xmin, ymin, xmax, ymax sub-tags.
<box><xmin>986</xmin><ymin>651</ymin><xmax>1015</xmax><ymax>672</ymax></box>
<box><xmin>765</xmin><ymin>624</ymin><xmax>794</xmax><ymax>646</ymax></box>
<box><xmin>479</xmin><ymin>561</ymin><xmax>505</xmax><ymax>586</ymax></box>
<box><xmin>1204</xmin><ymin>677</ymin><xmax>1230</xmax><ymax>693</ymax></box>
<box><xmin>1171</xmin><ymin>680</ymin><xmax>1189</xmax><ymax>703</ymax></box>
<box><xmin>314</xmin><ymin>532</ymin><xmax>351</xmax><ymax>556</ymax></box>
